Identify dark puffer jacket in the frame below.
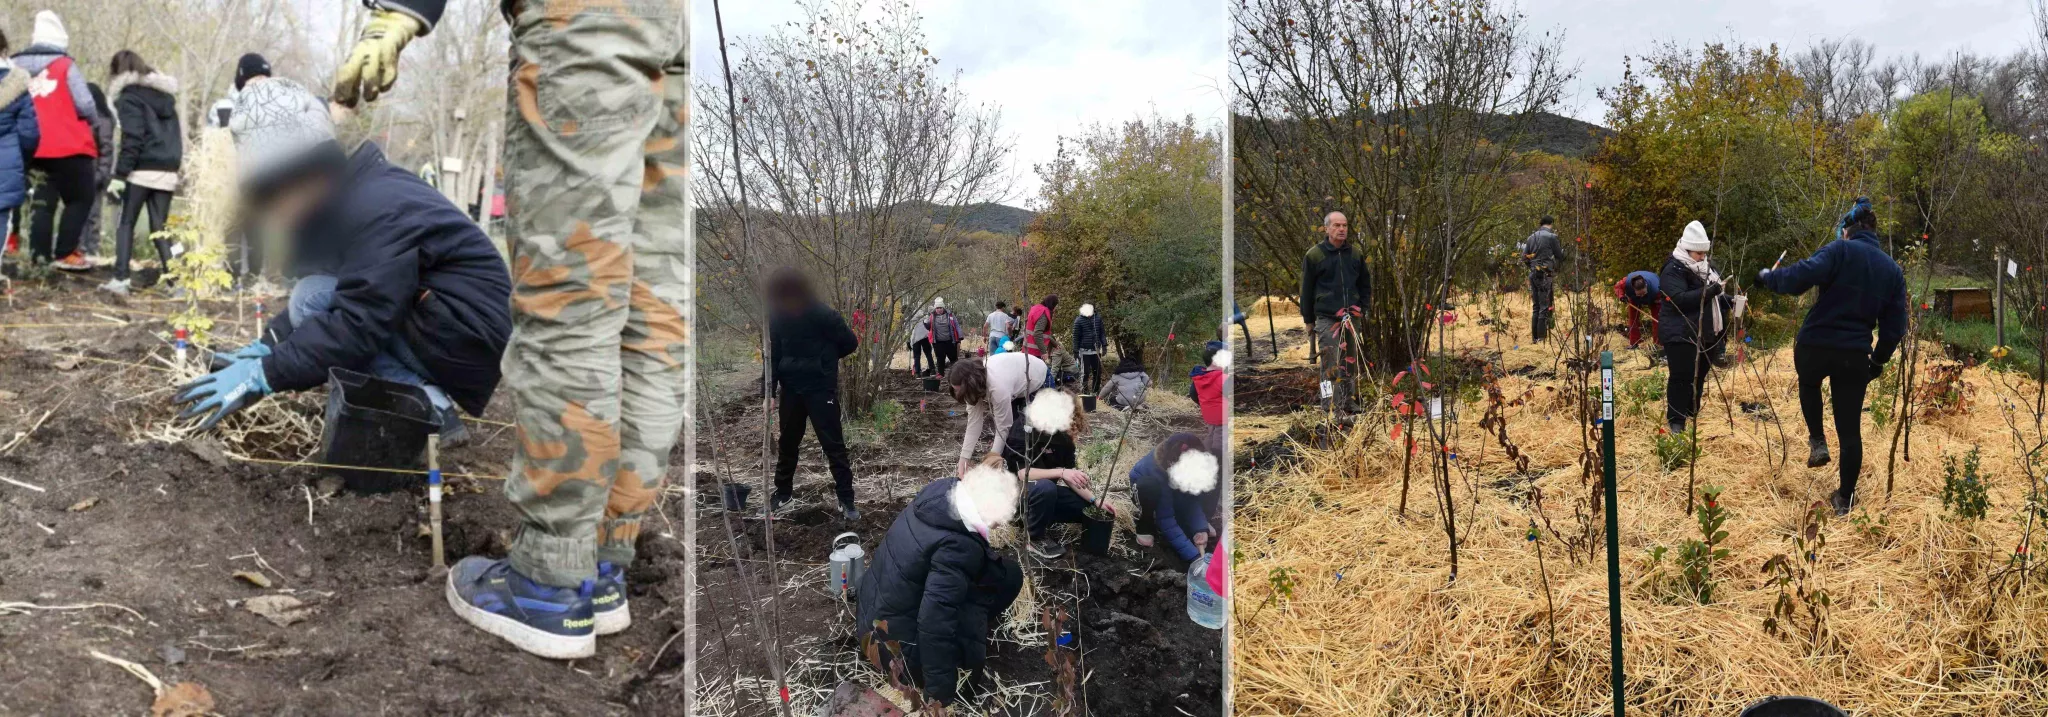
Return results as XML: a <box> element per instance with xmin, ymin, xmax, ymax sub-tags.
<box><xmin>854</xmin><ymin>478</ymin><xmax>1025</xmax><ymax>706</ymax></box>
<box><xmin>259</xmin><ymin>142</ymin><xmax>511</xmax><ymax>416</ymax></box>
<box><xmin>109</xmin><ymin>71</ymin><xmax>183</xmax><ymax>177</ymax></box>
<box><xmin>1070</xmin><ymin>312</ymin><xmax>1105</xmax><ymax>353</ymax></box>
<box><xmin>0</xmin><ymin>65</ymin><xmax>39</xmax><ymax>210</ymax></box>
<box><xmin>1299</xmin><ymin>239</ymin><xmax>1372</xmax><ymax>322</ymax></box>
<box><xmin>1756</xmin><ymin>229</ymin><xmax>1909</xmax><ymax>366</ymax></box>
<box><xmin>1656</xmin><ymin>254</ymin><xmax>1729</xmax><ymax>350</ymax></box>
<box><xmin>770</xmin><ymin>301</ymin><xmax>859</xmax><ymax>395</ymax></box>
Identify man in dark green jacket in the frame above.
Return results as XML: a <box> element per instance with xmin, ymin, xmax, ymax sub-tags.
<box><xmin>1299</xmin><ymin>210</ymin><xmax>1371</xmax><ymax>416</ymax></box>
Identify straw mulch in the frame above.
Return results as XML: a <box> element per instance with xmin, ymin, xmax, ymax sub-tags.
<box><xmin>1232</xmin><ymin>293</ymin><xmax>2048</xmax><ymax>716</ymax></box>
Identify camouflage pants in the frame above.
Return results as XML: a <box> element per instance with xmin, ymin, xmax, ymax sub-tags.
<box><xmin>501</xmin><ymin>0</ymin><xmax>689</xmax><ymax>588</ymax></box>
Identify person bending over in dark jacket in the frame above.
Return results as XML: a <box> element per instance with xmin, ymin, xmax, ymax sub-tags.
<box><xmin>1614</xmin><ymin>270</ymin><xmax>1662</xmax><ymax>352</ymax></box>
<box><xmin>1003</xmin><ymin>388</ymin><xmax>1112</xmax><ymax>560</ymax></box>
<box><xmin>1524</xmin><ymin>216</ymin><xmax>1564</xmax><ymax>341</ymax></box>
<box><xmin>1756</xmin><ymin>198</ymin><xmax>1908</xmax><ymax>516</ymax></box>
<box><xmin>175</xmin><ymin>79</ymin><xmax>511</xmax><ymax>452</ymax></box>
<box><xmin>767</xmin><ymin>267</ymin><xmax>862</xmax><ymax>520</ymax></box>
<box><xmin>1657</xmin><ymin>220</ymin><xmax>1732</xmax><ymax>435</ymax></box>
<box><xmin>1300</xmin><ymin>210</ymin><xmax>1371</xmax><ymax>418</ymax></box>
<box><xmin>1130</xmin><ymin>433</ymin><xmax>1220</xmax><ymax>564</ymax></box>
<box><xmin>855</xmin><ymin>455</ymin><xmax>1025</xmax><ymax>714</ymax></box>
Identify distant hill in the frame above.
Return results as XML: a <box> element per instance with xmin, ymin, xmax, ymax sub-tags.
<box><xmin>911</xmin><ymin>201</ymin><xmax>1037</xmax><ymax>236</ymax></box>
<box><xmin>1236</xmin><ymin>108</ymin><xmax>1611</xmax><ymax>159</ymax></box>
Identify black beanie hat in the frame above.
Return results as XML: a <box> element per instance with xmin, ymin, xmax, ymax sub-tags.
<box><xmin>235</xmin><ymin>53</ymin><xmax>271</xmax><ymax>91</ymax></box>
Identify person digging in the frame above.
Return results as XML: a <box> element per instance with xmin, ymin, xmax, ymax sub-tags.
<box><xmin>176</xmin><ymin>78</ymin><xmax>510</xmax><ymax>452</ymax></box>
<box><xmin>1129</xmin><ymin>433</ymin><xmax>1221</xmax><ymax>566</ymax></box>
<box><xmin>1754</xmin><ymin>197</ymin><xmax>1907</xmax><ymax>516</ymax></box>
<box><xmin>1003</xmin><ymin>388</ymin><xmax>1114</xmax><ymax>560</ymax></box>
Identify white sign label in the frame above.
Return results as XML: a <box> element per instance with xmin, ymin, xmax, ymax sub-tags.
<box><xmin>1319</xmin><ymin>380</ymin><xmax>1334</xmax><ymax>399</ymax></box>
<box><xmin>1429</xmin><ymin>397</ymin><xmax>1443</xmax><ymax>420</ymax></box>
<box><xmin>1600</xmin><ymin>368</ymin><xmax>1614</xmax><ymax>422</ymax></box>
<box><xmin>2010</xmin><ymin>260</ymin><xmax>2020</xmax><ymax>278</ymax></box>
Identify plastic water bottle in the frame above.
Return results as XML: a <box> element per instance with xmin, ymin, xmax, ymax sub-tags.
<box><xmin>1186</xmin><ymin>554</ymin><xmax>1225</xmax><ymax>629</ymax></box>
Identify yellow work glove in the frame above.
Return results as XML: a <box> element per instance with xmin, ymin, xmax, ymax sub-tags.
<box><xmin>331</xmin><ymin>10</ymin><xmax>423</xmax><ymax>108</ymax></box>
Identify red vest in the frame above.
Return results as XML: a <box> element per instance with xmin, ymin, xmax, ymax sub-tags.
<box><xmin>28</xmin><ymin>57</ymin><xmax>95</xmax><ymax>159</ymax></box>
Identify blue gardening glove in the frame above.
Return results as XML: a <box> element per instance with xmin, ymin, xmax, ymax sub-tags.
<box><xmin>209</xmin><ymin>342</ymin><xmax>272</xmax><ymax>371</ymax></box>
<box><xmin>174</xmin><ymin>357</ymin><xmax>272</xmax><ymax>431</ymax></box>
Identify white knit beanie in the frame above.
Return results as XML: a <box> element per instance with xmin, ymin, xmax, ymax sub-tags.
<box><xmin>31</xmin><ymin>11</ymin><xmax>67</xmax><ymax>50</ymax></box>
<box><xmin>1676</xmin><ymin>220</ymin><xmax>1711</xmax><ymax>253</ymax></box>
<box><xmin>231</xmin><ymin>78</ymin><xmax>342</xmax><ymax>192</ymax></box>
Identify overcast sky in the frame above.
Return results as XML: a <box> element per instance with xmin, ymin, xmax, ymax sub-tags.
<box><xmin>1521</xmin><ymin>0</ymin><xmax>2042</xmax><ymax>122</ymax></box>
<box><xmin>692</xmin><ymin>0</ymin><xmax>1228</xmax><ymax>208</ymax></box>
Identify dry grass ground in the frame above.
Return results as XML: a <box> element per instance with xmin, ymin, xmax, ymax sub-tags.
<box><xmin>1231</xmin><ymin>290</ymin><xmax>2048</xmax><ymax>716</ymax></box>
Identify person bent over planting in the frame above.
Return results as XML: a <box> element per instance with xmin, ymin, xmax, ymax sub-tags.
<box><xmin>1130</xmin><ymin>433</ymin><xmax>1221</xmax><ymax>564</ymax></box>
<box><xmin>178</xmin><ymin>78</ymin><xmax>510</xmax><ymax>449</ymax></box>
<box><xmin>1755</xmin><ymin>198</ymin><xmax>1907</xmax><ymax>516</ymax></box>
<box><xmin>1300</xmin><ymin>210</ymin><xmax>1371</xmax><ymax>419</ymax></box>
<box><xmin>1004</xmin><ymin>388</ymin><xmax>1111</xmax><ymax>560</ymax></box>
<box><xmin>1524</xmin><ymin>216</ymin><xmax>1564</xmax><ymax>341</ymax></box>
<box><xmin>946</xmin><ymin>352</ymin><xmax>1050</xmax><ymax>477</ymax></box>
<box><xmin>856</xmin><ymin>455</ymin><xmax>1025</xmax><ymax>714</ymax></box>
<box><xmin>1657</xmin><ymin>221</ymin><xmax>1733</xmax><ymax>435</ymax></box>
<box><xmin>1615</xmin><ymin>270</ymin><xmax>1662</xmax><ymax>354</ymax></box>
<box><xmin>767</xmin><ymin>268</ymin><xmax>861</xmax><ymax>520</ymax></box>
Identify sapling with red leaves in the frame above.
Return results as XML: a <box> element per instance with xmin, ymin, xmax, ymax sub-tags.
<box><xmin>1763</xmin><ymin>500</ymin><xmax>1837</xmax><ymax>654</ymax></box>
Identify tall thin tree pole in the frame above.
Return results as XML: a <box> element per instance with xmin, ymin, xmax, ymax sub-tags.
<box><xmin>712</xmin><ymin>3</ymin><xmax>794</xmax><ymax>714</ymax></box>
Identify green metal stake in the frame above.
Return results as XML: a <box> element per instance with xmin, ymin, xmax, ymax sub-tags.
<box><xmin>1600</xmin><ymin>350</ymin><xmax>1624</xmax><ymax>716</ymax></box>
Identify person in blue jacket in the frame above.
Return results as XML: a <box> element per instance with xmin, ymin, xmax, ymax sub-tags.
<box><xmin>175</xmin><ymin>79</ymin><xmax>511</xmax><ymax>448</ymax></box>
<box><xmin>1130</xmin><ymin>433</ymin><xmax>1221</xmax><ymax>564</ymax></box>
<box><xmin>0</xmin><ymin>29</ymin><xmax>39</xmax><ymax>243</ymax></box>
<box><xmin>1755</xmin><ymin>197</ymin><xmax>1908</xmax><ymax>515</ymax></box>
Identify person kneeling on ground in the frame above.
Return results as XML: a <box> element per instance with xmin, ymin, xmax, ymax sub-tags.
<box><xmin>1754</xmin><ymin>197</ymin><xmax>1907</xmax><ymax>516</ymax></box>
<box><xmin>175</xmin><ymin>78</ymin><xmax>511</xmax><ymax>454</ymax></box>
<box><xmin>856</xmin><ymin>455</ymin><xmax>1025</xmax><ymax>714</ymax></box>
<box><xmin>946</xmin><ymin>352</ymin><xmax>1049</xmax><ymax>477</ymax></box>
<box><xmin>1130</xmin><ymin>433</ymin><xmax>1220</xmax><ymax>564</ymax></box>
<box><xmin>1004</xmin><ymin>388</ymin><xmax>1112</xmax><ymax>560</ymax></box>
<box><xmin>1102</xmin><ymin>355</ymin><xmax>1150</xmax><ymax>411</ymax></box>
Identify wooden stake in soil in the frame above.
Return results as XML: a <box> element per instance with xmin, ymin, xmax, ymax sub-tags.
<box><xmin>1600</xmin><ymin>350</ymin><xmax>1624</xmax><ymax>717</ymax></box>
<box><xmin>427</xmin><ymin>434</ymin><xmax>445</xmax><ymax>570</ymax></box>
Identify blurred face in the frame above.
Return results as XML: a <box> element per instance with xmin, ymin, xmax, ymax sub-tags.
<box><xmin>1324</xmin><ymin>212</ymin><xmax>1349</xmax><ymax>247</ymax></box>
<box><xmin>1630</xmin><ymin>281</ymin><xmax>1648</xmax><ymax>298</ymax></box>
<box><xmin>1687</xmin><ymin>250</ymin><xmax>1707</xmax><ymax>262</ymax></box>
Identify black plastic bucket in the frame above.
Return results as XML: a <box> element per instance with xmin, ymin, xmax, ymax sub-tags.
<box><xmin>320</xmin><ymin>368</ymin><xmax>437</xmax><ymax>493</ymax></box>
<box><xmin>723</xmin><ymin>483</ymin><xmax>752</xmax><ymax>511</ymax></box>
<box><xmin>922</xmin><ymin>377</ymin><xmax>941</xmax><ymax>393</ymax></box>
<box><xmin>1081</xmin><ymin>518</ymin><xmax>1113</xmax><ymax>555</ymax></box>
<box><xmin>1738</xmin><ymin>696</ymin><xmax>1848</xmax><ymax>717</ymax></box>
<box><xmin>1081</xmin><ymin>394</ymin><xmax>1097</xmax><ymax>413</ymax></box>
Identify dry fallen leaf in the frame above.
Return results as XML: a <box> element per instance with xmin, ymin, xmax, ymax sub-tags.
<box><xmin>67</xmin><ymin>496</ymin><xmax>99</xmax><ymax>512</ymax></box>
<box><xmin>51</xmin><ymin>356</ymin><xmax>82</xmax><ymax>371</ymax></box>
<box><xmin>242</xmin><ymin>594</ymin><xmax>315</xmax><ymax>627</ymax></box>
<box><xmin>151</xmin><ymin>681</ymin><xmax>215</xmax><ymax>717</ymax></box>
<box><xmin>231</xmin><ymin>571</ymin><xmax>272</xmax><ymax>588</ymax></box>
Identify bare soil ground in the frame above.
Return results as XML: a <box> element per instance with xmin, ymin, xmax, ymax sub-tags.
<box><xmin>692</xmin><ymin>360</ymin><xmax>1223</xmax><ymax>717</ymax></box>
<box><xmin>0</xmin><ymin>275</ymin><xmax>693</xmax><ymax>715</ymax></box>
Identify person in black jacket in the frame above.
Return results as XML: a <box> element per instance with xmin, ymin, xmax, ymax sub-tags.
<box><xmin>1523</xmin><ymin>216</ymin><xmax>1564</xmax><ymax>341</ymax></box>
<box><xmin>102</xmin><ymin>51</ymin><xmax>184</xmax><ymax>293</ymax></box>
<box><xmin>1299</xmin><ymin>210</ymin><xmax>1372</xmax><ymax>418</ymax></box>
<box><xmin>1756</xmin><ymin>198</ymin><xmax>1909</xmax><ymax>515</ymax></box>
<box><xmin>1004</xmin><ymin>388</ymin><xmax>1110</xmax><ymax>560</ymax></box>
<box><xmin>767</xmin><ymin>267</ymin><xmax>862</xmax><ymax>520</ymax></box>
<box><xmin>855</xmin><ymin>456</ymin><xmax>1025</xmax><ymax>711</ymax></box>
<box><xmin>1657</xmin><ymin>220</ymin><xmax>1732</xmax><ymax>435</ymax></box>
<box><xmin>1070</xmin><ymin>302</ymin><xmax>1106</xmax><ymax>396</ymax></box>
<box><xmin>176</xmin><ymin>79</ymin><xmax>511</xmax><ymax>452</ymax></box>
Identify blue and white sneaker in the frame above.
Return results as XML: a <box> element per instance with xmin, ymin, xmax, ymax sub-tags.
<box><xmin>445</xmin><ymin>556</ymin><xmax>595</xmax><ymax>659</ymax></box>
<box><xmin>593</xmin><ymin>561</ymin><xmax>630</xmax><ymax>636</ymax></box>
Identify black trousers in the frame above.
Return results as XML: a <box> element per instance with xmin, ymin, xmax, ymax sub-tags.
<box><xmin>775</xmin><ymin>387</ymin><xmax>856</xmax><ymax>504</ymax></box>
<box><xmin>1529</xmin><ymin>269</ymin><xmax>1555</xmax><ymax>340</ymax></box>
<box><xmin>910</xmin><ymin>338</ymin><xmax>933</xmax><ymax>375</ymax></box>
<box><xmin>1025</xmin><ymin>479</ymin><xmax>1099</xmax><ymax>540</ymax></box>
<box><xmin>1079</xmin><ymin>353</ymin><xmax>1103</xmax><ymax>395</ymax></box>
<box><xmin>113</xmin><ymin>186</ymin><xmax>174</xmax><ymax>281</ymax></box>
<box><xmin>933</xmin><ymin>340</ymin><xmax>959</xmax><ymax>378</ymax></box>
<box><xmin>27</xmin><ymin>156</ymin><xmax>96</xmax><ymax>262</ymax></box>
<box><xmin>1665</xmin><ymin>341</ymin><xmax>1713</xmax><ymax>429</ymax></box>
<box><xmin>1796</xmin><ymin>344</ymin><xmax>1872</xmax><ymax>497</ymax></box>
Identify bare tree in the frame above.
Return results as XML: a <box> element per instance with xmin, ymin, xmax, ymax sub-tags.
<box><xmin>694</xmin><ymin>0</ymin><xmax>1012</xmax><ymax>412</ymax></box>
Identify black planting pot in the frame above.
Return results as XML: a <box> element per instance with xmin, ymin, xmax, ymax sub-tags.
<box><xmin>1082</xmin><ymin>394</ymin><xmax>1098</xmax><ymax>412</ymax></box>
<box><xmin>1738</xmin><ymin>696</ymin><xmax>1848</xmax><ymax>717</ymax></box>
<box><xmin>722</xmin><ymin>483</ymin><xmax>752</xmax><ymax>511</ymax></box>
<box><xmin>320</xmin><ymin>368</ymin><xmax>436</xmax><ymax>494</ymax></box>
<box><xmin>1081</xmin><ymin>514</ymin><xmax>1114</xmax><ymax>555</ymax></box>
<box><xmin>922</xmin><ymin>377</ymin><xmax>941</xmax><ymax>393</ymax></box>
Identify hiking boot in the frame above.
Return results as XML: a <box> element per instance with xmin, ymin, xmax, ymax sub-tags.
<box><xmin>592</xmin><ymin>561</ymin><xmax>630</xmax><ymax>636</ymax></box>
<box><xmin>52</xmin><ymin>252</ymin><xmax>90</xmax><ymax>272</ymax></box>
<box><xmin>444</xmin><ymin>556</ymin><xmax>595</xmax><ymax>659</ymax></box>
<box><xmin>1668</xmin><ymin>420</ymin><xmax>1687</xmax><ymax>436</ymax></box>
<box><xmin>1830</xmin><ymin>488</ymin><xmax>1854</xmax><ymax>517</ymax></box>
<box><xmin>841</xmin><ymin>499</ymin><xmax>860</xmax><ymax>523</ymax></box>
<box><xmin>1807</xmin><ymin>438</ymin><xmax>1831</xmax><ymax>469</ymax></box>
<box><xmin>437</xmin><ymin>407</ymin><xmax>471</xmax><ymax>450</ymax></box>
<box><xmin>98</xmin><ymin>278</ymin><xmax>130</xmax><ymax>295</ymax></box>
<box><xmin>1029</xmin><ymin>540</ymin><xmax>1067</xmax><ymax>560</ymax></box>
<box><xmin>768</xmin><ymin>489</ymin><xmax>793</xmax><ymax>513</ymax></box>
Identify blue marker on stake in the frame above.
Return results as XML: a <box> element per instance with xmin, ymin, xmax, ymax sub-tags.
<box><xmin>427</xmin><ymin>434</ymin><xmax>446</xmax><ymax>570</ymax></box>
